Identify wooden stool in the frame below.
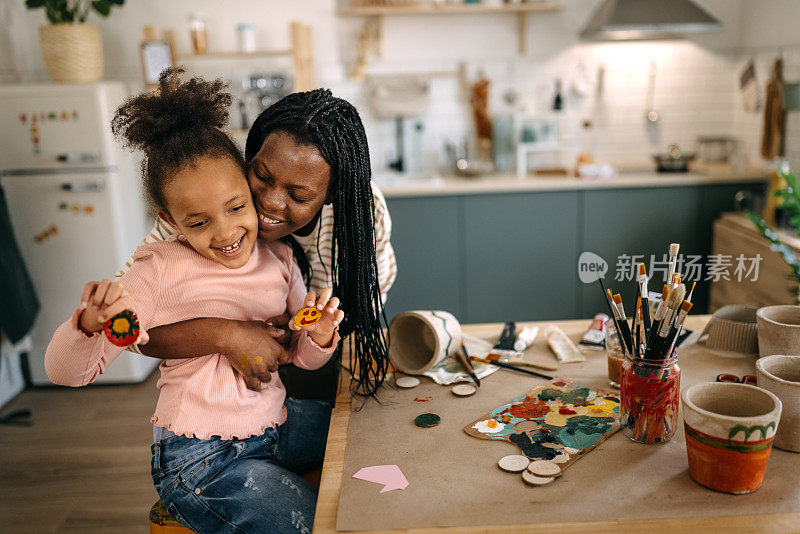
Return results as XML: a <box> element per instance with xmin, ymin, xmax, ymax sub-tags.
<box><xmin>149</xmin><ymin>500</ymin><xmax>195</xmax><ymax>534</ymax></box>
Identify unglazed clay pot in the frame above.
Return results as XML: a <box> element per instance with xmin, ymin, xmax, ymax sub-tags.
<box><xmin>756</xmin><ymin>355</ymin><xmax>800</xmax><ymax>452</ymax></box>
<box><xmin>757</xmin><ymin>305</ymin><xmax>800</xmax><ymax>358</ymax></box>
<box><xmin>388</xmin><ymin>311</ymin><xmax>461</xmax><ymax>374</ymax></box>
<box><xmin>682</xmin><ymin>382</ymin><xmax>782</xmax><ymax>494</ymax></box>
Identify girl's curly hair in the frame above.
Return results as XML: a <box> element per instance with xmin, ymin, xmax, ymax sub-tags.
<box><xmin>111</xmin><ymin>67</ymin><xmax>245</xmax><ymax>212</ymax></box>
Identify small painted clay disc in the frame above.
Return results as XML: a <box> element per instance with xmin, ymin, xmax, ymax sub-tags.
<box><xmin>103</xmin><ymin>310</ymin><xmax>140</xmax><ymax>347</ymax></box>
<box><xmin>563</xmin><ymin>447</ymin><xmax>581</xmax><ymax>454</ymax></box>
<box><xmin>551</xmin><ymin>453</ymin><xmax>570</xmax><ymax>464</ymax></box>
<box><xmin>521</xmin><ymin>470</ymin><xmax>554</xmax><ymax>486</ymax></box>
<box><xmin>396</xmin><ymin>376</ymin><xmax>420</xmax><ymax>388</ymax></box>
<box><xmin>452</xmin><ymin>384</ymin><xmax>477</xmax><ymax>397</ymax></box>
<box><xmin>414</xmin><ymin>413</ymin><xmax>440</xmax><ymax>428</ymax></box>
<box><xmin>528</xmin><ymin>460</ymin><xmax>562</xmax><ymax>477</ymax></box>
<box><xmin>293</xmin><ymin>306</ymin><xmax>322</xmax><ymax>328</ymax></box>
<box><xmin>498</xmin><ymin>455</ymin><xmax>530</xmax><ymax>473</ymax></box>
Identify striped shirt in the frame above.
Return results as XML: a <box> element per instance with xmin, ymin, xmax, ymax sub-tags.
<box><xmin>117</xmin><ymin>182</ymin><xmax>397</xmax><ymax>300</ymax></box>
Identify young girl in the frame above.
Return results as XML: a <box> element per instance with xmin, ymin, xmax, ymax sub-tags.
<box><xmin>45</xmin><ymin>68</ymin><xmax>340</xmax><ymax>533</ymax></box>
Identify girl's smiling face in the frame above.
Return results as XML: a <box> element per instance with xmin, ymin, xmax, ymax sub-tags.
<box><xmin>247</xmin><ymin>131</ymin><xmax>333</xmax><ymax>241</ymax></box>
<box><xmin>160</xmin><ymin>156</ymin><xmax>258</xmax><ymax>269</ymax></box>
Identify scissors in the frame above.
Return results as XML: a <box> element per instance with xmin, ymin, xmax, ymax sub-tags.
<box><xmin>716</xmin><ymin>373</ymin><xmax>757</xmax><ymax>386</ymax></box>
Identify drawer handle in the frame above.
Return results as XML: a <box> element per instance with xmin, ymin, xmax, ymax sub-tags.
<box><xmin>60</xmin><ymin>179</ymin><xmax>105</xmax><ymax>192</ymax></box>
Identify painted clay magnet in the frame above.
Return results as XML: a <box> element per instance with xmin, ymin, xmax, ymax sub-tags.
<box><xmin>294</xmin><ymin>306</ymin><xmax>322</xmax><ymax>328</ymax></box>
<box><xmin>103</xmin><ymin>309</ymin><xmax>140</xmax><ymax>347</ymax></box>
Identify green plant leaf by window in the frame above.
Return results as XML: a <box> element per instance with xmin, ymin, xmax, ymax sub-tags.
<box><xmin>25</xmin><ymin>0</ymin><xmax>124</xmax><ymax>23</ymax></box>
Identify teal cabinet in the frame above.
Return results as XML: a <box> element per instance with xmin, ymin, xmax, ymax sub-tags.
<box><xmin>383</xmin><ymin>182</ymin><xmax>764</xmax><ymax>323</ymax></box>
<box><xmin>384</xmin><ymin>196</ymin><xmax>462</xmax><ymax>320</ymax></box>
<box><xmin>463</xmin><ymin>192</ymin><xmax>581</xmax><ymax>323</ymax></box>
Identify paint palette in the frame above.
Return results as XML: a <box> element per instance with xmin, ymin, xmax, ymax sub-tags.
<box><xmin>464</xmin><ymin>378</ymin><xmax>621</xmax><ymax>472</ymax></box>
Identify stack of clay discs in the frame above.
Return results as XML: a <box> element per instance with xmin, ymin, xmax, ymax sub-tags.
<box><xmin>521</xmin><ymin>459</ymin><xmax>562</xmax><ymax>486</ymax></box>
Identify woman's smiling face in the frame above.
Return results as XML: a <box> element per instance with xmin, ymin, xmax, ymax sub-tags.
<box><xmin>247</xmin><ymin>131</ymin><xmax>333</xmax><ymax>241</ymax></box>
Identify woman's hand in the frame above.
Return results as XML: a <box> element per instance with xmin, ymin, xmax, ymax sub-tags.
<box><xmin>221</xmin><ymin>320</ymin><xmax>290</xmax><ymax>391</ymax></box>
<box><xmin>289</xmin><ymin>288</ymin><xmax>344</xmax><ymax>348</ymax></box>
<box><xmin>77</xmin><ymin>279</ymin><xmax>136</xmax><ymax>334</ymax></box>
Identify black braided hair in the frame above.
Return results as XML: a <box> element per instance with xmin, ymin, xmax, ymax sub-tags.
<box><xmin>111</xmin><ymin>67</ymin><xmax>245</xmax><ymax>212</ymax></box>
<box><xmin>246</xmin><ymin>89</ymin><xmax>390</xmax><ymax>398</ymax></box>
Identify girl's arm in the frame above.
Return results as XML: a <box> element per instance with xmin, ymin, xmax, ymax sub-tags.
<box><xmin>138</xmin><ymin>318</ymin><xmax>290</xmax><ymax>389</ymax></box>
<box><xmin>45</xmin><ymin>251</ymin><xmax>161</xmax><ymax>386</ymax></box>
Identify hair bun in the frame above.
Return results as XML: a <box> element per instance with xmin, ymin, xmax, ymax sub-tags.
<box><xmin>112</xmin><ymin>67</ymin><xmax>231</xmax><ymax>151</ymax></box>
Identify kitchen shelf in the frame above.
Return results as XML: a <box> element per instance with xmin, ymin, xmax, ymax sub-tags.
<box><xmin>175</xmin><ymin>49</ymin><xmax>292</xmax><ymax>61</ymax></box>
<box><xmin>337</xmin><ymin>1</ymin><xmax>566</xmax><ymax>16</ymax></box>
<box><xmin>173</xmin><ymin>21</ymin><xmax>315</xmax><ymax>92</ymax></box>
<box><xmin>338</xmin><ymin>1</ymin><xmax>566</xmax><ymax>59</ymax></box>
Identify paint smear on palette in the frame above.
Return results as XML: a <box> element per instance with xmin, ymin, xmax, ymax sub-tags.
<box><xmin>413</xmin><ymin>396</ymin><xmax>432</xmax><ymax>403</ymax></box>
<box><xmin>464</xmin><ymin>378</ymin><xmax>621</xmax><ymax>473</ymax></box>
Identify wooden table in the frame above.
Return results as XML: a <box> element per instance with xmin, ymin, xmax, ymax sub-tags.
<box><xmin>313</xmin><ymin>317</ymin><xmax>800</xmax><ymax>533</ymax></box>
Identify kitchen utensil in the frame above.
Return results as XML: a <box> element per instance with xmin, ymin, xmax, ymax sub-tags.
<box><xmin>653</xmin><ymin>144</ymin><xmax>695</xmax><ymax>173</ymax></box>
<box><xmin>645</xmin><ymin>61</ymin><xmax>658</xmax><ymax>123</ymax></box>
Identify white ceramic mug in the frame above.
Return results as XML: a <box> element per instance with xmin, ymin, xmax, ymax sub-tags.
<box><xmin>756</xmin><ymin>355</ymin><xmax>800</xmax><ymax>452</ymax></box>
<box><xmin>757</xmin><ymin>305</ymin><xmax>800</xmax><ymax>358</ymax></box>
<box><xmin>388</xmin><ymin>311</ymin><xmax>461</xmax><ymax>375</ymax></box>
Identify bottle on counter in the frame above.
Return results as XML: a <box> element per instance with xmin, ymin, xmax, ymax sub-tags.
<box><xmin>188</xmin><ymin>13</ymin><xmax>208</xmax><ymax>54</ymax></box>
<box><xmin>237</xmin><ymin>23</ymin><xmax>256</xmax><ymax>53</ymax></box>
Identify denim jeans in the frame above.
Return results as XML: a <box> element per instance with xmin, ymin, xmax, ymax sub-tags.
<box><xmin>151</xmin><ymin>398</ymin><xmax>332</xmax><ymax>534</ymax></box>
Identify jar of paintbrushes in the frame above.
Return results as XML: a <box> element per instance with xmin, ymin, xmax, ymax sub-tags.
<box><xmin>597</xmin><ymin>243</ymin><xmax>695</xmax><ymax>444</ymax></box>
<box><xmin>620</xmin><ymin>350</ymin><xmax>681</xmax><ymax>443</ymax></box>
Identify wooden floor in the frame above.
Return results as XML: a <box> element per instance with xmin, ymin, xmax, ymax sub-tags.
<box><xmin>0</xmin><ymin>372</ymin><xmax>160</xmax><ymax>533</ymax></box>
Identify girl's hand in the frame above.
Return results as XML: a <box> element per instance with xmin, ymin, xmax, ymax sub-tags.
<box><xmin>78</xmin><ymin>279</ymin><xmax>136</xmax><ymax>334</ymax></box>
<box><xmin>289</xmin><ymin>288</ymin><xmax>344</xmax><ymax>348</ymax></box>
<box><xmin>221</xmin><ymin>320</ymin><xmax>290</xmax><ymax>391</ymax></box>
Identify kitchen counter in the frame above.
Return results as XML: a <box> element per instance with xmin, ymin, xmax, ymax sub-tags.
<box><xmin>376</xmin><ymin>169</ymin><xmax>769</xmax><ymax>198</ymax></box>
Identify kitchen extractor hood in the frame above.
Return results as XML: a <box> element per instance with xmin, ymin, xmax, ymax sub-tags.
<box><xmin>580</xmin><ymin>0</ymin><xmax>723</xmax><ymax>41</ymax></box>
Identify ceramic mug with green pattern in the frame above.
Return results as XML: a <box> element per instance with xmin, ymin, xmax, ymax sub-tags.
<box><xmin>388</xmin><ymin>311</ymin><xmax>462</xmax><ymax>374</ymax></box>
<box><xmin>682</xmin><ymin>382</ymin><xmax>782</xmax><ymax>494</ymax></box>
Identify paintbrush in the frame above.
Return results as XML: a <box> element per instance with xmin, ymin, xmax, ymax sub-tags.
<box><xmin>613</xmin><ymin>293</ymin><xmax>634</xmax><ymax>353</ymax></box>
<box><xmin>634</xmin><ymin>296</ymin><xmax>643</xmax><ymax>357</ymax></box>
<box><xmin>646</xmin><ymin>284</ymin><xmax>685</xmax><ymax>360</ymax></box>
<box><xmin>685</xmin><ymin>281</ymin><xmax>697</xmax><ymax>303</ymax></box>
<box><xmin>486</xmin><ymin>352</ymin><xmax>558</xmax><ymax>371</ymax></box>
<box><xmin>599</xmin><ymin>278</ymin><xmax>628</xmax><ymax>356</ymax></box>
<box><xmin>638</xmin><ymin>263</ymin><xmax>651</xmax><ymax>334</ymax></box>
<box><xmin>662</xmin><ymin>300</ymin><xmax>693</xmax><ymax>359</ymax></box>
<box><xmin>471</xmin><ymin>356</ymin><xmax>553</xmax><ymax>380</ymax></box>
<box><xmin>645</xmin><ymin>284</ymin><xmax>670</xmax><ymax>353</ymax></box>
<box><xmin>666</xmin><ymin>243</ymin><xmax>680</xmax><ymax>284</ymax></box>
<box><xmin>607</xmin><ymin>289</ymin><xmax>632</xmax><ymax>355</ymax></box>
<box><xmin>458</xmin><ymin>343</ymin><xmax>480</xmax><ymax>387</ymax></box>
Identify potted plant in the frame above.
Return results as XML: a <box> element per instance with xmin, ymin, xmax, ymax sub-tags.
<box><xmin>748</xmin><ymin>166</ymin><xmax>800</xmax><ymax>357</ymax></box>
<box><xmin>25</xmin><ymin>0</ymin><xmax>125</xmax><ymax>83</ymax></box>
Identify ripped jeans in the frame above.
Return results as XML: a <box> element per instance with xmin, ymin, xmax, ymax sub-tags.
<box><xmin>150</xmin><ymin>398</ymin><xmax>332</xmax><ymax>534</ymax></box>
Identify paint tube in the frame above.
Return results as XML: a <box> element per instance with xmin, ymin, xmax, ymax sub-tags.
<box><xmin>513</xmin><ymin>326</ymin><xmax>540</xmax><ymax>352</ymax></box>
<box><xmin>578</xmin><ymin>313</ymin><xmax>608</xmax><ymax>351</ymax></box>
<box><xmin>544</xmin><ymin>325</ymin><xmax>586</xmax><ymax>363</ymax></box>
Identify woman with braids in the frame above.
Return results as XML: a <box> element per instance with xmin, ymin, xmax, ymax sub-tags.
<box><xmin>47</xmin><ymin>68</ymin><xmax>345</xmax><ymax>533</ymax></box>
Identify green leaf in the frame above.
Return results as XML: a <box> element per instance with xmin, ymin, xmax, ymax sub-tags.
<box><xmin>91</xmin><ymin>0</ymin><xmax>111</xmax><ymax>16</ymax></box>
<box><xmin>25</xmin><ymin>0</ymin><xmax>46</xmax><ymax>8</ymax></box>
<box><xmin>109</xmin><ymin>0</ymin><xmax>124</xmax><ymax>5</ymax></box>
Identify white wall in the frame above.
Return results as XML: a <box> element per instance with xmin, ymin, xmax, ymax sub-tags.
<box><xmin>2</xmin><ymin>0</ymin><xmax>798</xmax><ymax>173</ymax></box>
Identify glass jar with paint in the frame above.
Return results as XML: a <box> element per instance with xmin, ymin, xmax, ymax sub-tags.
<box><xmin>619</xmin><ymin>351</ymin><xmax>680</xmax><ymax>444</ymax></box>
<box><xmin>604</xmin><ymin>318</ymin><xmax>624</xmax><ymax>389</ymax></box>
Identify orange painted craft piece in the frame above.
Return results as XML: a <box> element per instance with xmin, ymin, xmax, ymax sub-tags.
<box><xmin>685</xmin><ymin>425</ymin><xmax>773</xmax><ymax>494</ymax></box>
<box><xmin>293</xmin><ymin>306</ymin><xmax>322</xmax><ymax>327</ymax></box>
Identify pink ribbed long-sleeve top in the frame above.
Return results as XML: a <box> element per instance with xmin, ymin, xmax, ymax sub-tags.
<box><xmin>45</xmin><ymin>237</ymin><xmax>338</xmax><ymax>440</ymax></box>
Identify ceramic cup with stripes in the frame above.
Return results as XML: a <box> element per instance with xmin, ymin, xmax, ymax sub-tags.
<box><xmin>682</xmin><ymin>382</ymin><xmax>782</xmax><ymax>494</ymax></box>
<box><xmin>388</xmin><ymin>311</ymin><xmax>461</xmax><ymax>375</ymax></box>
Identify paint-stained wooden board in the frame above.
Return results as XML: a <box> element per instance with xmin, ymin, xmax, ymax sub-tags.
<box><xmin>464</xmin><ymin>378</ymin><xmax>620</xmax><ymax>472</ymax></box>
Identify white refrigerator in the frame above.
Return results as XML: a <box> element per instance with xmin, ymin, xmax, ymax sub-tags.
<box><xmin>0</xmin><ymin>82</ymin><xmax>159</xmax><ymax>385</ymax></box>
